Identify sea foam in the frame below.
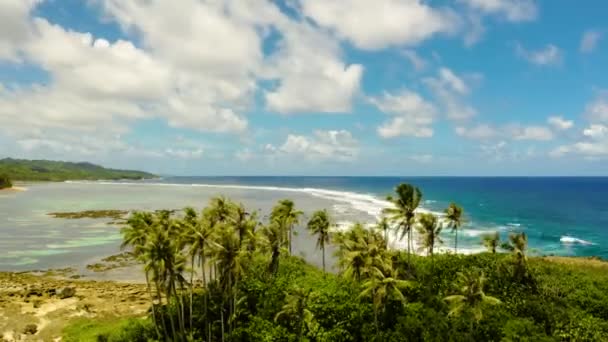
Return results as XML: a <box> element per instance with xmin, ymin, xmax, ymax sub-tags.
<box><xmin>560</xmin><ymin>236</ymin><xmax>595</xmax><ymax>246</ymax></box>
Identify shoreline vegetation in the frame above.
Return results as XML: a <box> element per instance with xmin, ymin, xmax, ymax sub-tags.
<box><xmin>3</xmin><ymin>182</ymin><xmax>608</xmax><ymax>341</ymax></box>
<box><xmin>0</xmin><ymin>158</ymin><xmax>156</xmax><ymax>182</ymax></box>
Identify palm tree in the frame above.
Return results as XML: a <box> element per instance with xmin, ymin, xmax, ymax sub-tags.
<box><xmin>503</xmin><ymin>232</ymin><xmax>528</xmax><ymax>279</ymax></box>
<box><xmin>275</xmin><ymin>288</ymin><xmax>315</xmax><ymax>341</ymax></box>
<box><xmin>121</xmin><ymin>211</ymin><xmax>162</xmax><ymax>338</ymax></box>
<box><xmin>445</xmin><ymin>203</ymin><xmax>464</xmax><ymax>253</ymax></box>
<box><xmin>376</xmin><ymin>216</ymin><xmax>391</xmax><ymax>249</ymax></box>
<box><xmin>334</xmin><ymin>223</ymin><xmax>389</xmax><ymax>282</ymax></box>
<box><xmin>416</xmin><ymin>213</ymin><xmax>443</xmax><ymax>257</ymax></box>
<box><xmin>261</xmin><ymin>220</ymin><xmax>284</xmax><ymax>275</ymax></box>
<box><xmin>270</xmin><ymin>199</ymin><xmax>303</xmax><ymax>255</ymax></box>
<box><xmin>143</xmin><ymin>212</ymin><xmax>188</xmax><ymax>340</ymax></box>
<box><xmin>482</xmin><ymin>232</ymin><xmax>500</xmax><ymax>254</ymax></box>
<box><xmin>444</xmin><ymin>270</ymin><xmax>501</xmax><ymax>324</ymax></box>
<box><xmin>213</xmin><ymin>225</ymin><xmax>247</xmax><ymax>335</ymax></box>
<box><xmin>307</xmin><ymin>210</ymin><xmax>332</xmax><ymax>273</ymax></box>
<box><xmin>359</xmin><ymin>265</ymin><xmax>413</xmax><ymax>331</ymax></box>
<box><xmin>384</xmin><ymin>183</ymin><xmax>422</xmax><ymax>267</ymax></box>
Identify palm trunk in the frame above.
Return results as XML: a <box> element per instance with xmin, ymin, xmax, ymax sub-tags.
<box><xmin>455</xmin><ymin>229</ymin><xmax>458</xmax><ymax>254</ymax></box>
<box><xmin>322</xmin><ymin>245</ymin><xmax>326</xmax><ymax>273</ymax></box>
<box><xmin>201</xmin><ymin>253</ymin><xmax>208</xmax><ymax>342</ymax></box>
<box><xmin>289</xmin><ymin>225</ymin><xmax>293</xmax><ymax>255</ymax></box>
<box><xmin>146</xmin><ymin>272</ymin><xmax>162</xmax><ymax>339</ymax></box>
<box><xmin>189</xmin><ymin>256</ymin><xmax>195</xmax><ymax>334</ymax></box>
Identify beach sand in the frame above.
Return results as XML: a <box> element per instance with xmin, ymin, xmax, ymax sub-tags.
<box><xmin>0</xmin><ymin>186</ymin><xmax>27</xmax><ymax>193</ymax></box>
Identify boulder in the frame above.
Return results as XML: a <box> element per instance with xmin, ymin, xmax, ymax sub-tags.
<box><xmin>23</xmin><ymin>324</ymin><xmax>37</xmax><ymax>335</ymax></box>
<box><xmin>58</xmin><ymin>286</ymin><xmax>76</xmax><ymax>299</ymax></box>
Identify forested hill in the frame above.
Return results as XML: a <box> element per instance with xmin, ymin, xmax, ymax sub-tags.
<box><xmin>0</xmin><ymin>158</ymin><xmax>156</xmax><ymax>181</ymax></box>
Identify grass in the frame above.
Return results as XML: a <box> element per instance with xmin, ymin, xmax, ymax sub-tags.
<box><xmin>63</xmin><ymin>316</ymin><xmax>151</xmax><ymax>342</ymax></box>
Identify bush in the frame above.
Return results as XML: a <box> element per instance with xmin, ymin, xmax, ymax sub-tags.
<box><xmin>0</xmin><ymin>174</ymin><xmax>11</xmax><ymax>189</ymax></box>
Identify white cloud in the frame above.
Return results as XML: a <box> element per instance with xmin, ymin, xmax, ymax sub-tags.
<box><xmin>457</xmin><ymin>122</ymin><xmax>553</xmax><ymax>141</ymax></box>
<box><xmin>583</xmin><ymin>124</ymin><xmax>608</xmax><ymax>139</ymax></box>
<box><xmin>268</xmin><ymin>130</ymin><xmax>359</xmax><ymax>162</ymax></box>
<box><xmin>401</xmin><ymin>49</ymin><xmax>427</xmax><ymax>71</ymax></box>
<box><xmin>235</xmin><ymin>148</ymin><xmax>255</xmax><ymax>162</ymax></box>
<box><xmin>369</xmin><ymin>90</ymin><xmax>436</xmax><ymax>138</ymax></box>
<box><xmin>165</xmin><ymin>148</ymin><xmax>204</xmax><ymax>160</ymax></box>
<box><xmin>515</xmin><ymin>43</ymin><xmax>563</xmax><ymax>66</ymax></box>
<box><xmin>300</xmin><ymin>0</ymin><xmax>460</xmax><ymax>50</ymax></box>
<box><xmin>410</xmin><ymin>154</ymin><xmax>433</xmax><ymax>163</ymax></box>
<box><xmin>584</xmin><ymin>93</ymin><xmax>608</xmax><ymax>122</ymax></box>
<box><xmin>459</xmin><ymin>0</ymin><xmax>537</xmax><ymax>22</ymax></box>
<box><xmin>424</xmin><ymin>68</ymin><xmax>478</xmax><ymax>120</ymax></box>
<box><xmin>551</xmin><ymin>124</ymin><xmax>608</xmax><ymax>158</ymax></box>
<box><xmin>547</xmin><ymin>116</ymin><xmax>574</xmax><ymax>130</ymax></box>
<box><xmin>264</xmin><ymin>22</ymin><xmax>363</xmax><ymax>113</ymax></box>
<box><xmin>0</xmin><ymin>0</ymin><xmax>39</xmax><ymax>61</ymax></box>
<box><xmin>455</xmin><ymin>124</ymin><xmax>497</xmax><ymax>140</ymax></box>
<box><xmin>580</xmin><ymin>30</ymin><xmax>602</xmax><ymax>53</ymax></box>
<box><xmin>510</xmin><ymin>125</ymin><xmax>553</xmax><ymax>141</ymax></box>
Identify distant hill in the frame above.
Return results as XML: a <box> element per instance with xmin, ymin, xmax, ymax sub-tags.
<box><xmin>0</xmin><ymin>158</ymin><xmax>156</xmax><ymax>181</ymax></box>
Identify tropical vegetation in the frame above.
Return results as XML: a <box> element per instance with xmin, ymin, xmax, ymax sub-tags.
<box><xmin>63</xmin><ymin>183</ymin><xmax>608</xmax><ymax>341</ymax></box>
<box><xmin>0</xmin><ymin>174</ymin><xmax>12</xmax><ymax>189</ymax></box>
<box><xmin>0</xmin><ymin>158</ymin><xmax>155</xmax><ymax>181</ymax></box>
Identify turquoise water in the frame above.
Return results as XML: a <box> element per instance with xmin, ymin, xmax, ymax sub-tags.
<box><xmin>1</xmin><ymin>177</ymin><xmax>607</xmax><ymax>271</ymax></box>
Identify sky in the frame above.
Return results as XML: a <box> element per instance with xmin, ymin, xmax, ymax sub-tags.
<box><xmin>1</xmin><ymin>0</ymin><xmax>607</xmax><ymax>176</ymax></box>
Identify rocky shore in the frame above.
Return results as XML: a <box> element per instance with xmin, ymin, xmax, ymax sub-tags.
<box><xmin>0</xmin><ymin>272</ymin><xmax>149</xmax><ymax>341</ymax></box>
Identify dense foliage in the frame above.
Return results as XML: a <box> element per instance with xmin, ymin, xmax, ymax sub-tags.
<box><xmin>0</xmin><ymin>158</ymin><xmax>155</xmax><ymax>181</ymax></box>
<box><xmin>0</xmin><ymin>174</ymin><xmax>12</xmax><ymax>189</ymax></box>
<box><xmin>64</xmin><ymin>183</ymin><xmax>608</xmax><ymax>341</ymax></box>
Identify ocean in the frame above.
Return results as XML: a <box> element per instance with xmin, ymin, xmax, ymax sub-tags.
<box><xmin>1</xmin><ymin>177</ymin><xmax>607</xmax><ymax>273</ymax></box>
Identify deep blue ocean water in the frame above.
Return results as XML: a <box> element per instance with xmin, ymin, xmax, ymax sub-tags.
<box><xmin>152</xmin><ymin>176</ymin><xmax>608</xmax><ymax>258</ymax></box>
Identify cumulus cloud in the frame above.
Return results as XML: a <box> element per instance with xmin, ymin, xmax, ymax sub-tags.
<box><xmin>369</xmin><ymin>90</ymin><xmax>436</xmax><ymax>138</ymax></box>
<box><xmin>510</xmin><ymin>125</ymin><xmax>554</xmax><ymax>141</ymax></box>
<box><xmin>263</xmin><ymin>22</ymin><xmax>363</xmax><ymax>113</ymax></box>
<box><xmin>459</xmin><ymin>0</ymin><xmax>537</xmax><ymax>22</ymax></box>
<box><xmin>551</xmin><ymin>124</ymin><xmax>608</xmax><ymax>158</ymax></box>
<box><xmin>455</xmin><ymin>124</ymin><xmax>498</xmax><ymax>140</ymax></box>
<box><xmin>267</xmin><ymin>130</ymin><xmax>359</xmax><ymax>162</ymax></box>
<box><xmin>300</xmin><ymin>0</ymin><xmax>460</xmax><ymax>50</ymax></box>
<box><xmin>547</xmin><ymin>116</ymin><xmax>574</xmax><ymax>130</ymax></box>
<box><xmin>424</xmin><ymin>68</ymin><xmax>478</xmax><ymax>120</ymax></box>
<box><xmin>0</xmin><ymin>0</ymin><xmax>39</xmax><ymax>61</ymax></box>
<box><xmin>580</xmin><ymin>30</ymin><xmax>602</xmax><ymax>53</ymax></box>
<box><xmin>515</xmin><ymin>42</ymin><xmax>563</xmax><ymax>66</ymax></box>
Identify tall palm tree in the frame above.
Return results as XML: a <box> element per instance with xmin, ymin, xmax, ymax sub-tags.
<box><xmin>334</xmin><ymin>223</ymin><xmax>388</xmax><ymax>282</ymax></box>
<box><xmin>359</xmin><ymin>266</ymin><xmax>413</xmax><ymax>331</ymax></box>
<box><xmin>384</xmin><ymin>183</ymin><xmax>422</xmax><ymax>267</ymax></box>
<box><xmin>482</xmin><ymin>232</ymin><xmax>500</xmax><ymax>254</ymax></box>
<box><xmin>445</xmin><ymin>203</ymin><xmax>464</xmax><ymax>253</ymax></box>
<box><xmin>213</xmin><ymin>225</ymin><xmax>247</xmax><ymax>335</ymax></box>
<box><xmin>307</xmin><ymin>210</ymin><xmax>332</xmax><ymax>273</ymax></box>
<box><xmin>275</xmin><ymin>288</ymin><xmax>315</xmax><ymax>341</ymax></box>
<box><xmin>143</xmin><ymin>212</ymin><xmax>188</xmax><ymax>340</ymax></box>
<box><xmin>444</xmin><ymin>270</ymin><xmax>501</xmax><ymax>324</ymax></box>
<box><xmin>121</xmin><ymin>211</ymin><xmax>162</xmax><ymax>338</ymax></box>
<box><xmin>416</xmin><ymin>213</ymin><xmax>443</xmax><ymax>257</ymax></box>
<box><xmin>503</xmin><ymin>232</ymin><xmax>528</xmax><ymax>279</ymax></box>
<box><xmin>376</xmin><ymin>216</ymin><xmax>391</xmax><ymax>249</ymax></box>
<box><xmin>270</xmin><ymin>199</ymin><xmax>303</xmax><ymax>255</ymax></box>
<box><xmin>261</xmin><ymin>220</ymin><xmax>284</xmax><ymax>275</ymax></box>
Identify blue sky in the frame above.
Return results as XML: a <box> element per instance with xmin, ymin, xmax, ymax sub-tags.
<box><xmin>1</xmin><ymin>0</ymin><xmax>607</xmax><ymax>176</ymax></box>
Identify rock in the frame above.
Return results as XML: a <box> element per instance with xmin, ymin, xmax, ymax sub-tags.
<box><xmin>23</xmin><ymin>323</ymin><xmax>37</xmax><ymax>335</ymax></box>
<box><xmin>32</xmin><ymin>299</ymin><xmax>43</xmax><ymax>308</ymax></box>
<box><xmin>25</xmin><ymin>286</ymin><xmax>43</xmax><ymax>297</ymax></box>
<box><xmin>58</xmin><ymin>286</ymin><xmax>76</xmax><ymax>299</ymax></box>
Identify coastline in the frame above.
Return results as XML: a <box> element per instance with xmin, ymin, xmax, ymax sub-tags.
<box><xmin>0</xmin><ymin>186</ymin><xmax>27</xmax><ymax>192</ymax></box>
<box><xmin>0</xmin><ymin>271</ymin><xmax>148</xmax><ymax>341</ymax></box>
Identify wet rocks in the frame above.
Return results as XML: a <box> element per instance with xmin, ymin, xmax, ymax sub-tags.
<box><xmin>58</xmin><ymin>286</ymin><xmax>76</xmax><ymax>299</ymax></box>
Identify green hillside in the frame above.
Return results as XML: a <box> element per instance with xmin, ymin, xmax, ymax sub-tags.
<box><xmin>0</xmin><ymin>158</ymin><xmax>156</xmax><ymax>181</ymax></box>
